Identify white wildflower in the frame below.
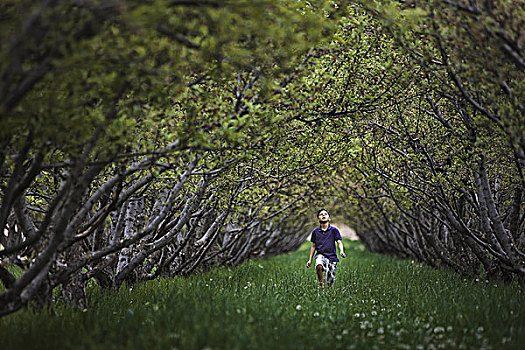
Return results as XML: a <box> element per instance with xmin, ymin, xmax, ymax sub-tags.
<box><xmin>433</xmin><ymin>326</ymin><xmax>445</xmax><ymax>334</ymax></box>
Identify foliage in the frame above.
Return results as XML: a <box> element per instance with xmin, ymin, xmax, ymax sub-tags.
<box><xmin>284</xmin><ymin>0</ymin><xmax>525</xmax><ymax>280</ymax></box>
<box><xmin>1</xmin><ymin>0</ymin><xmax>524</xmax><ymax>321</ymax></box>
<box><xmin>0</xmin><ymin>0</ymin><xmax>339</xmax><ymax>149</ymax></box>
<box><xmin>0</xmin><ymin>0</ymin><xmax>345</xmax><ymax>317</ymax></box>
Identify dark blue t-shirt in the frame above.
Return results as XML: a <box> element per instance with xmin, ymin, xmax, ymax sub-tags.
<box><xmin>310</xmin><ymin>225</ymin><xmax>342</xmax><ymax>262</ymax></box>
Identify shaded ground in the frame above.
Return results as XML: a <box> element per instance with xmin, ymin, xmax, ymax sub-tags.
<box><xmin>1</xmin><ymin>241</ymin><xmax>524</xmax><ymax>349</ymax></box>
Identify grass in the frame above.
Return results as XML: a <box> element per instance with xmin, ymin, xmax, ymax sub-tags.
<box><xmin>1</xmin><ymin>240</ymin><xmax>523</xmax><ymax>349</ymax></box>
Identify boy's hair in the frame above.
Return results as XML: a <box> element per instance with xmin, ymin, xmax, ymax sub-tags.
<box><xmin>317</xmin><ymin>209</ymin><xmax>329</xmax><ymax>217</ymax></box>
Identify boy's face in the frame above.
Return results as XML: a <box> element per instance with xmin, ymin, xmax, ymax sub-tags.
<box><xmin>318</xmin><ymin>210</ymin><xmax>330</xmax><ymax>224</ymax></box>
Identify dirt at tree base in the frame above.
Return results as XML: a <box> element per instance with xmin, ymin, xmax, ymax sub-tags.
<box><xmin>305</xmin><ymin>223</ymin><xmax>358</xmax><ymax>241</ymax></box>
<box><xmin>334</xmin><ymin>223</ymin><xmax>358</xmax><ymax>240</ymax></box>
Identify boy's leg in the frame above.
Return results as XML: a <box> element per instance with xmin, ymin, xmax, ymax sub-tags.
<box><xmin>326</xmin><ymin>261</ymin><xmax>337</xmax><ymax>286</ymax></box>
<box><xmin>314</xmin><ymin>255</ymin><xmax>325</xmax><ymax>288</ymax></box>
<box><xmin>315</xmin><ymin>264</ymin><xmax>324</xmax><ymax>288</ymax></box>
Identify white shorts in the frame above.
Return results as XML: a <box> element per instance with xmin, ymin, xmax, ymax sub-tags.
<box><xmin>315</xmin><ymin>254</ymin><xmax>337</xmax><ymax>285</ymax></box>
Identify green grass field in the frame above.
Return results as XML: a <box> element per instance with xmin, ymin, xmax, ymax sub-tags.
<box><xmin>1</xmin><ymin>240</ymin><xmax>523</xmax><ymax>349</ymax></box>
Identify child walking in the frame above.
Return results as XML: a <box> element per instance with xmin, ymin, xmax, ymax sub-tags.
<box><xmin>306</xmin><ymin>209</ymin><xmax>346</xmax><ymax>289</ymax></box>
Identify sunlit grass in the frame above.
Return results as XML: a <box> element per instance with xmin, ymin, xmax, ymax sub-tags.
<box><xmin>1</xmin><ymin>240</ymin><xmax>523</xmax><ymax>349</ymax></box>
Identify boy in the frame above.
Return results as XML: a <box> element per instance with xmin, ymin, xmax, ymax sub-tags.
<box><xmin>306</xmin><ymin>209</ymin><xmax>346</xmax><ymax>288</ymax></box>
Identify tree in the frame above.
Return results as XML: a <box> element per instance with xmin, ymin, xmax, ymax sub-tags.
<box><xmin>0</xmin><ymin>0</ymin><xmax>344</xmax><ymax>316</ymax></box>
<box><xmin>295</xmin><ymin>0</ymin><xmax>525</xmax><ymax>281</ymax></box>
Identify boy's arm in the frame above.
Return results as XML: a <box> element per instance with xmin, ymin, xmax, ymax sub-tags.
<box><xmin>337</xmin><ymin>240</ymin><xmax>346</xmax><ymax>258</ymax></box>
<box><xmin>306</xmin><ymin>243</ymin><xmax>316</xmax><ymax>268</ymax></box>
